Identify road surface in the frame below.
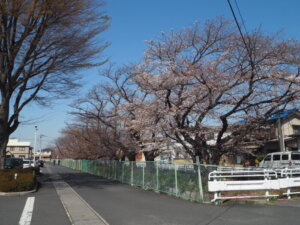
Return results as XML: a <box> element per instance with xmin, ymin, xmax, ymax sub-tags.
<box><xmin>0</xmin><ymin>163</ymin><xmax>300</xmax><ymax>225</ymax></box>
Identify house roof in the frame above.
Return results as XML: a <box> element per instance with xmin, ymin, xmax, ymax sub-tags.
<box><xmin>268</xmin><ymin>108</ymin><xmax>298</xmax><ymax>121</ymax></box>
<box><xmin>238</xmin><ymin>108</ymin><xmax>299</xmax><ymax>125</ymax></box>
<box><xmin>7</xmin><ymin>139</ymin><xmax>31</xmax><ymax>147</ymax></box>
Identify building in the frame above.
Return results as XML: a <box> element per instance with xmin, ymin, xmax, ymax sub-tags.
<box><xmin>226</xmin><ymin>109</ymin><xmax>300</xmax><ymax>165</ymax></box>
<box><xmin>6</xmin><ymin>139</ymin><xmax>33</xmax><ymax>159</ymax></box>
<box><xmin>135</xmin><ymin>137</ymin><xmax>192</xmax><ymax>163</ymax></box>
<box><xmin>33</xmin><ymin>149</ymin><xmax>52</xmax><ymax>161</ymax></box>
<box><xmin>262</xmin><ymin>108</ymin><xmax>300</xmax><ymax>153</ymax></box>
<box><xmin>133</xmin><ymin>109</ymin><xmax>300</xmax><ymax>165</ymax></box>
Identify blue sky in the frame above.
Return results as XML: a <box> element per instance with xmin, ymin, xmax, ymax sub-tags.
<box><xmin>12</xmin><ymin>0</ymin><xmax>300</xmax><ymax>148</ymax></box>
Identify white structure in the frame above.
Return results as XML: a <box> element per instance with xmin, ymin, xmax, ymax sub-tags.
<box><xmin>208</xmin><ymin>167</ymin><xmax>300</xmax><ymax>203</ymax></box>
<box><xmin>33</xmin><ymin>150</ymin><xmax>52</xmax><ymax>161</ymax></box>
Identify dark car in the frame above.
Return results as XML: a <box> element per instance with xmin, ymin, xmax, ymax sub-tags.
<box><xmin>4</xmin><ymin>158</ymin><xmax>23</xmax><ymax>169</ymax></box>
<box><xmin>37</xmin><ymin>160</ymin><xmax>44</xmax><ymax>167</ymax></box>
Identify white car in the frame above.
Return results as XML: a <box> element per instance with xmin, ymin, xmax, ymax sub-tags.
<box><xmin>259</xmin><ymin>152</ymin><xmax>300</xmax><ymax>168</ymax></box>
<box><xmin>23</xmin><ymin>159</ymin><xmax>35</xmax><ymax>168</ymax></box>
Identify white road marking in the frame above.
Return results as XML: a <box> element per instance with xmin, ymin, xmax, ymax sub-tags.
<box><xmin>19</xmin><ymin>197</ymin><xmax>35</xmax><ymax>225</ymax></box>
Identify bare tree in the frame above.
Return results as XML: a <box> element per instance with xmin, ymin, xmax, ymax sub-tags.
<box><xmin>55</xmin><ymin>125</ymin><xmax>113</xmax><ymax>159</ymax></box>
<box><xmin>130</xmin><ymin>18</ymin><xmax>300</xmax><ymax>164</ymax></box>
<box><xmin>0</xmin><ymin>0</ymin><xmax>109</xmax><ymax>168</ymax></box>
<box><xmin>69</xmin><ymin>66</ymin><xmax>143</xmax><ymax>160</ymax></box>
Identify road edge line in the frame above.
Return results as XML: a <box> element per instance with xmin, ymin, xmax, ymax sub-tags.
<box><xmin>59</xmin><ymin>195</ymin><xmax>75</xmax><ymax>225</ymax></box>
<box><xmin>69</xmin><ymin>186</ymin><xmax>110</xmax><ymax>225</ymax></box>
<box><xmin>19</xmin><ymin>197</ymin><xmax>35</xmax><ymax>225</ymax></box>
<box><xmin>47</xmin><ymin>165</ymin><xmax>109</xmax><ymax>225</ymax></box>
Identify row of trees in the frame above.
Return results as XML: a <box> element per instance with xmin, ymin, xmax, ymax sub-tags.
<box><xmin>0</xmin><ymin>0</ymin><xmax>109</xmax><ymax>169</ymax></box>
<box><xmin>56</xmin><ymin>18</ymin><xmax>300</xmax><ymax>164</ymax></box>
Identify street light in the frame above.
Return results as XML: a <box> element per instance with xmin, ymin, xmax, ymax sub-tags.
<box><xmin>39</xmin><ymin>134</ymin><xmax>45</xmax><ymax>160</ymax></box>
<box><xmin>33</xmin><ymin>126</ymin><xmax>38</xmax><ymax>160</ymax></box>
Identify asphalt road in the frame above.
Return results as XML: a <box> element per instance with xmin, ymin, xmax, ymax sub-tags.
<box><xmin>0</xmin><ymin>167</ymin><xmax>71</xmax><ymax>225</ymax></box>
<box><xmin>50</xmin><ymin>164</ymin><xmax>300</xmax><ymax>225</ymax></box>
<box><xmin>1</xmin><ymin>164</ymin><xmax>300</xmax><ymax>225</ymax></box>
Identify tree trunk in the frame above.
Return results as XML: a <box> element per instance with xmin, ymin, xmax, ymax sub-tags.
<box><xmin>209</xmin><ymin>149</ymin><xmax>223</xmax><ymax>165</ymax></box>
<box><xmin>144</xmin><ymin>150</ymin><xmax>160</xmax><ymax>161</ymax></box>
<box><xmin>191</xmin><ymin>146</ymin><xmax>206</xmax><ymax>164</ymax></box>
<box><xmin>0</xmin><ymin>102</ymin><xmax>9</xmax><ymax>169</ymax></box>
<box><xmin>124</xmin><ymin>151</ymin><xmax>136</xmax><ymax>161</ymax></box>
<box><xmin>0</xmin><ymin>128</ymin><xmax>9</xmax><ymax>169</ymax></box>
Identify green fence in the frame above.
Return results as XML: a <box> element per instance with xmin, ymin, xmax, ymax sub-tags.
<box><xmin>58</xmin><ymin>159</ymin><xmax>217</xmax><ymax>203</ymax></box>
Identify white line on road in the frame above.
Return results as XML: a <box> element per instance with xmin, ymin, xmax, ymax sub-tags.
<box><xmin>19</xmin><ymin>197</ymin><xmax>35</xmax><ymax>225</ymax></box>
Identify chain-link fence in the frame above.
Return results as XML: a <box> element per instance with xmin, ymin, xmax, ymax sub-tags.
<box><xmin>58</xmin><ymin>159</ymin><xmax>217</xmax><ymax>203</ymax></box>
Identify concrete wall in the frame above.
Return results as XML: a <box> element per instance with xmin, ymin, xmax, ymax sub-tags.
<box><xmin>282</xmin><ymin>117</ymin><xmax>300</xmax><ymax>136</ymax></box>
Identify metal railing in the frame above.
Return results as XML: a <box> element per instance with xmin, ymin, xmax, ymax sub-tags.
<box><xmin>208</xmin><ymin>167</ymin><xmax>300</xmax><ymax>203</ymax></box>
<box><xmin>57</xmin><ymin>159</ymin><xmax>218</xmax><ymax>203</ymax></box>
<box><xmin>278</xmin><ymin>168</ymin><xmax>300</xmax><ymax>198</ymax></box>
<box><xmin>56</xmin><ymin>159</ymin><xmax>300</xmax><ymax>203</ymax></box>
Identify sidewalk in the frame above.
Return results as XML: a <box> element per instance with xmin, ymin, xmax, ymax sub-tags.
<box><xmin>45</xmin><ymin>165</ymin><xmax>109</xmax><ymax>225</ymax></box>
<box><xmin>47</xmin><ymin>163</ymin><xmax>300</xmax><ymax>225</ymax></box>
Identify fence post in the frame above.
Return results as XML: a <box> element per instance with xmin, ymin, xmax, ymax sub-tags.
<box><xmin>264</xmin><ymin>171</ymin><xmax>270</xmax><ymax>201</ymax></box>
<box><xmin>114</xmin><ymin>161</ymin><xmax>117</xmax><ymax>180</ymax></box>
<box><xmin>106</xmin><ymin>161</ymin><xmax>109</xmax><ymax>178</ymax></box>
<box><xmin>109</xmin><ymin>161</ymin><xmax>112</xmax><ymax>179</ymax></box>
<box><xmin>122</xmin><ymin>162</ymin><xmax>124</xmax><ymax>183</ymax></box>
<box><xmin>196</xmin><ymin>156</ymin><xmax>204</xmax><ymax>202</ymax></box>
<box><xmin>131</xmin><ymin>161</ymin><xmax>134</xmax><ymax>186</ymax></box>
<box><xmin>142</xmin><ymin>162</ymin><xmax>145</xmax><ymax>189</ymax></box>
<box><xmin>174</xmin><ymin>162</ymin><xmax>178</xmax><ymax>197</ymax></box>
<box><xmin>287</xmin><ymin>188</ymin><xmax>291</xmax><ymax>199</ymax></box>
<box><xmin>156</xmin><ymin>161</ymin><xmax>159</xmax><ymax>191</ymax></box>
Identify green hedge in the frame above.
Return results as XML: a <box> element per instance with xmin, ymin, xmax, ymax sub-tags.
<box><xmin>0</xmin><ymin>168</ymin><xmax>36</xmax><ymax>192</ymax></box>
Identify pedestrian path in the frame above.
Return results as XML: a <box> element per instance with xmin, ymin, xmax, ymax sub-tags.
<box><xmin>46</xmin><ymin>166</ymin><xmax>109</xmax><ymax>225</ymax></box>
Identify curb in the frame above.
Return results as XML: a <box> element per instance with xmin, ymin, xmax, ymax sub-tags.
<box><xmin>0</xmin><ymin>181</ymin><xmax>38</xmax><ymax>197</ymax></box>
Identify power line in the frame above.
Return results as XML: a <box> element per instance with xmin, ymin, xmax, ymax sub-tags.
<box><xmin>234</xmin><ymin>0</ymin><xmax>249</xmax><ymax>37</ymax></box>
<box><xmin>227</xmin><ymin>0</ymin><xmax>253</xmax><ymax>63</ymax></box>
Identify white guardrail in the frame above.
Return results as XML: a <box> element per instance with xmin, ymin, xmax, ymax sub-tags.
<box><xmin>208</xmin><ymin>167</ymin><xmax>300</xmax><ymax>203</ymax></box>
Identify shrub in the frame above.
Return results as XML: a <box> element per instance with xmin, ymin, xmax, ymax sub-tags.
<box><xmin>0</xmin><ymin>168</ymin><xmax>36</xmax><ymax>192</ymax></box>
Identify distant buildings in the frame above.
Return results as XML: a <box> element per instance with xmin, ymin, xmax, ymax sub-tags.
<box><xmin>6</xmin><ymin>139</ymin><xmax>32</xmax><ymax>158</ymax></box>
<box><xmin>260</xmin><ymin>108</ymin><xmax>300</xmax><ymax>153</ymax></box>
<box><xmin>134</xmin><ymin>109</ymin><xmax>300</xmax><ymax>166</ymax></box>
<box><xmin>225</xmin><ymin>109</ymin><xmax>300</xmax><ymax>165</ymax></box>
<box><xmin>34</xmin><ymin>149</ymin><xmax>52</xmax><ymax>161</ymax></box>
<box><xmin>6</xmin><ymin>138</ymin><xmax>52</xmax><ymax>161</ymax></box>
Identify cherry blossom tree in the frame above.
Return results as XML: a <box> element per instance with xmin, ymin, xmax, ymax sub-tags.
<box><xmin>130</xmin><ymin>18</ymin><xmax>300</xmax><ymax>164</ymax></box>
<box><xmin>66</xmin><ymin>17</ymin><xmax>300</xmax><ymax>164</ymax></box>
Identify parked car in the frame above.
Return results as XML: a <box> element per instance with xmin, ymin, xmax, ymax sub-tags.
<box><xmin>23</xmin><ymin>159</ymin><xmax>35</xmax><ymax>168</ymax></box>
<box><xmin>37</xmin><ymin>160</ymin><xmax>44</xmax><ymax>167</ymax></box>
<box><xmin>4</xmin><ymin>158</ymin><xmax>23</xmax><ymax>169</ymax></box>
<box><xmin>259</xmin><ymin>152</ymin><xmax>300</xmax><ymax>168</ymax></box>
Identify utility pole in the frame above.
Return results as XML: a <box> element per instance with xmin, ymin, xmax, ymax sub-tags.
<box><xmin>274</xmin><ymin>85</ymin><xmax>285</xmax><ymax>152</ymax></box>
<box><xmin>277</xmin><ymin>113</ymin><xmax>285</xmax><ymax>152</ymax></box>
<box><xmin>39</xmin><ymin>134</ymin><xmax>45</xmax><ymax>160</ymax></box>
<box><xmin>33</xmin><ymin>126</ymin><xmax>38</xmax><ymax>161</ymax></box>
